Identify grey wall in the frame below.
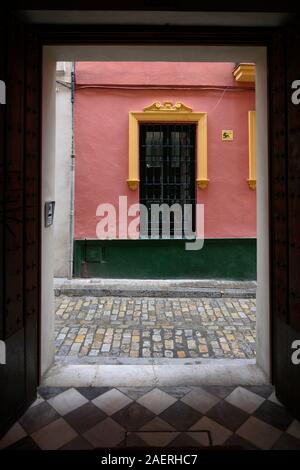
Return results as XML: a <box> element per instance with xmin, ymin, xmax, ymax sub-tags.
<box><xmin>41</xmin><ymin>50</ymin><xmax>56</xmax><ymax>375</ymax></box>
<box><xmin>54</xmin><ymin>62</ymin><xmax>72</xmax><ymax>278</ymax></box>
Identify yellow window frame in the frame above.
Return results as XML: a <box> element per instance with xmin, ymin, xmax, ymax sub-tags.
<box><xmin>248</xmin><ymin>110</ymin><xmax>256</xmax><ymax>189</ymax></box>
<box><xmin>127</xmin><ymin>101</ymin><xmax>208</xmax><ymax>190</ymax></box>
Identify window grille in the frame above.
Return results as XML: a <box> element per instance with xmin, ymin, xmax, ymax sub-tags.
<box><xmin>139</xmin><ymin>124</ymin><xmax>196</xmax><ymax>238</ymax></box>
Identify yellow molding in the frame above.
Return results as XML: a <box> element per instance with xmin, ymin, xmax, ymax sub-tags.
<box><xmin>248</xmin><ymin>111</ymin><xmax>256</xmax><ymax>190</ymax></box>
<box><xmin>197</xmin><ymin>179</ymin><xmax>209</xmax><ymax>190</ymax></box>
<box><xmin>128</xmin><ymin>102</ymin><xmax>208</xmax><ymax>190</ymax></box>
<box><xmin>233</xmin><ymin>63</ymin><xmax>256</xmax><ymax>83</ymax></box>
<box><xmin>127</xmin><ymin>179</ymin><xmax>139</xmax><ymax>191</ymax></box>
<box><xmin>143</xmin><ymin>101</ymin><xmax>193</xmax><ymax>112</ymax></box>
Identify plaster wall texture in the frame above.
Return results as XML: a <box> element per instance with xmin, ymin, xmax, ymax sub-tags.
<box><xmin>74</xmin><ymin>62</ymin><xmax>256</xmax><ymax>239</ymax></box>
<box><xmin>54</xmin><ymin>63</ymin><xmax>72</xmax><ymax>277</ymax></box>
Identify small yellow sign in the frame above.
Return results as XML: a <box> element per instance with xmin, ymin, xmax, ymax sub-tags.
<box><xmin>222</xmin><ymin>130</ymin><xmax>234</xmax><ymax>141</ymax></box>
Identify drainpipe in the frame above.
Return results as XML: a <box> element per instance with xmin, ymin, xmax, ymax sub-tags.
<box><xmin>68</xmin><ymin>62</ymin><xmax>75</xmax><ymax>279</ymax></box>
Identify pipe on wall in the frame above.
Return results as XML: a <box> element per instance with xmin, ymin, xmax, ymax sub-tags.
<box><xmin>68</xmin><ymin>62</ymin><xmax>75</xmax><ymax>279</ymax></box>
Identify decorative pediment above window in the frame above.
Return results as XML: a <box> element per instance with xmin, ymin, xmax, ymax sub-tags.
<box><xmin>143</xmin><ymin>101</ymin><xmax>193</xmax><ymax>112</ymax></box>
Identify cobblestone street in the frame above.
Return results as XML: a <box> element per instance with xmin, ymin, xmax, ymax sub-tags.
<box><xmin>55</xmin><ymin>296</ymin><xmax>256</xmax><ymax>360</ymax></box>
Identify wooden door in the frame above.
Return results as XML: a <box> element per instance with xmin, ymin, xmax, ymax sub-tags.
<box><xmin>270</xmin><ymin>27</ymin><xmax>300</xmax><ymax>419</ymax></box>
<box><xmin>0</xmin><ymin>13</ymin><xmax>40</xmax><ymax>437</ymax></box>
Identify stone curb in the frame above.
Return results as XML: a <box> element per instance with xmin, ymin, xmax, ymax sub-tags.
<box><xmin>54</xmin><ymin>286</ymin><xmax>256</xmax><ymax>298</ymax></box>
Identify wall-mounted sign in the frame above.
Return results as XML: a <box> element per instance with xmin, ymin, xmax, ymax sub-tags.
<box><xmin>222</xmin><ymin>130</ymin><xmax>234</xmax><ymax>141</ymax></box>
<box><xmin>45</xmin><ymin>201</ymin><xmax>55</xmax><ymax>227</ymax></box>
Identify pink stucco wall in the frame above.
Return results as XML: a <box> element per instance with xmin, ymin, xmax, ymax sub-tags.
<box><xmin>74</xmin><ymin>62</ymin><xmax>256</xmax><ymax>239</ymax></box>
<box><xmin>76</xmin><ymin>62</ymin><xmax>242</xmax><ymax>87</ymax></box>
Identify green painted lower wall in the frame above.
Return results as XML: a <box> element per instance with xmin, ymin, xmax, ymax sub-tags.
<box><xmin>73</xmin><ymin>239</ymin><xmax>256</xmax><ymax>280</ymax></box>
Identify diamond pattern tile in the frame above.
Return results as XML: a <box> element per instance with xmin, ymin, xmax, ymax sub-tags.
<box><xmin>48</xmin><ymin>388</ymin><xmax>89</xmax><ymax>416</ymax></box>
<box><xmin>189</xmin><ymin>416</ymin><xmax>232</xmax><ymax>446</ymax></box>
<box><xmin>64</xmin><ymin>402</ymin><xmax>106</xmax><ymax>433</ymax></box>
<box><xmin>224</xmin><ymin>433</ymin><xmax>259</xmax><ymax>450</ymax></box>
<box><xmin>244</xmin><ymin>385</ymin><xmax>274</xmax><ymax>399</ymax></box>
<box><xmin>30</xmin><ymin>395</ymin><xmax>45</xmax><ymax>409</ymax></box>
<box><xmin>137</xmin><ymin>388</ymin><xmax>177</xmax><ymax>415</ymax></box>
<box><xmin>92</xmin><ymin>389</ymin><xmax>132</xmax><ymax>416</ymax></box>
<box><xmin>0</xmin><ymin>423</ymin><xmax>27</xmax><ymax>450</ymax></box>
<box><xmin>207</xmin><ymin>400</ymin><xmax>249</xmax><ymax>431</ymax></box>
<box><xmin>38</xmin><ymin>386</ymin><xmax>69</xmax><ymax>400</ymax></box>
<box><xmin>272</xmin><ymin>433</ymin><xmax>300</xmax><ymax>450</ymax></box>
<box><xmin>136</xmin><ymin>431</ymin><xmax>179</xmax><ymax>447</ymax></box>
<box><xmin>201</xmin><ymin>385</ymin><xmax>236</xmax><ymax>400</ymax></box>
<box><xmin>267</xmin><ymin>391</ymin><xmax>284</xmax><ymax>407</ymax></box>
<box><xmin>60</xmin><ymin>435</ymin><xmax>93</xmax><ymax>450</ymax></box>
<box><xmin>2</xmin><ymin>384</ymin><xmax>300</xmax><ymax>451</ymax></box>
<box><xmin>5</xmin><ymin>436</ymin><xmax>40</xmax><ymax>451</ymax></box>
<box><xmin>225</xmin><ymin>386</ymin><xmax>265</xmax><ymax>414</ymax></box>
<box><xmin>19</xmin><ymin>401</ymin><xmax>60</xmax><ymax>434</ymax></box>
<box><xmin>117</xmin><ymin>387</ymin><xmax>154</xmax><ymax>400</ymax></box>
<box><xmin>167</xmin><ymin>432</ymin><xmax>201</xmax><ymax>447</ymax></box>
<box><xmin>31</xmin><ymin>418</ymin><xmax>77</xmax><ymax>450</ymax></box>
<box><xmin>76</xmin><ymin>387</ymin><xmax>111</xmax><ymax>401</ymax></box>
<box><xmin>254</xmin><ymin>400</ymin><xmax>294</xmax><ymax>431</ymax></box>
<box><xmin>140</xmin><ymin>417</ymin><xmax>175</xmax><ymax>432</ymax></box>
<box><xmin>186</xmin><ymin>430</ymin><xmax>211</xmax><ymax>446</ymax></box>
<box><xmin>158</xmin><ymin>386</ymin><xmax>191</xmax><ymax>399</ymax></box>
<box><xmin>83</xmin><ymin>418</ymin><xmax>125</xmax><ymax>447</ymax></box>
<box><xmin>181</xmin><ymin>387</ymin><xmax>220</xmax><ymax>413</ymax></box>
<box><xmin>120</xmin><ymin>433</ymin><xmax>148</xmax><ymax>447</ymax></box>
<box><xmin>112</xmin><ymin>402</ymin><xmax>155</xmax><ymax>431</ymax></box>
<box><xmin>159</xmin><ymin>401</ymin><xmax>202</xmax><ymax>430</ymax></box>
<box><xmin>287</xmin><ymin>419</ymin><xmax>300</xmax><ymax>440</ymax></box>
<box><xmin>236</xmin><ymin>416</ymin><xmax>282</xmax><ymax>450</ymax></box>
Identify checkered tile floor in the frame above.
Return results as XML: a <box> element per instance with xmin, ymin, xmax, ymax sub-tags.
<box><xmin>1</xmin><ymin>385</ymin><xmax>300</xmax><ymax>450</ymax></box>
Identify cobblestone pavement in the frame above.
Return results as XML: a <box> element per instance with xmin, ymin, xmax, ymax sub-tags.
<box><xmin>54</xmin><ymin>296</ymin><xmax>256</xmax><ymax>360</ymax></box>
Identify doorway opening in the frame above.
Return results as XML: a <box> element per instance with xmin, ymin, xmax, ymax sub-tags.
<box><xmin>41</xmin><ymin>46</ymin><xmax>269</xmax><ymax>388</ymax></box>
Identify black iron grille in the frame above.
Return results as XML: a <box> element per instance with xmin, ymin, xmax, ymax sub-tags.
<box><xmin>139</xmin><ymin>123</ymin><xmax>196</xmax><ymax>238</ymax></box>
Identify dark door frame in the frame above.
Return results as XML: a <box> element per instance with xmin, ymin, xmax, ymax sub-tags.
<box><xmin>35</xmin><ymin>24</ymin><xmax>300</xmax><ymax>417</ymax></box>
<box><xmin>35</xmin><ymin>22</ymin><xmax>276</xmax><ymax>374</ymax></box>
<box><xmin>1</xmin><ymin>19</ymin><xmax>299</xmax><ymax>437</ymax></box>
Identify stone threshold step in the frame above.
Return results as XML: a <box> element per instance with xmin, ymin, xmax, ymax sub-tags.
<box><xmin>54</xmin><ymin>278</ymin><xmax>256</xmax><ymax>298</ymax></box>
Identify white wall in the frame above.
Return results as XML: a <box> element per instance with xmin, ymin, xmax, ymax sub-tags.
<box><xmin>255</xmin><ymin>58</ymin><xmax>270</xmax><ymax>375</ymax></box>
<box><xmin>42</xmin><ymin>45</ymin><xmax>270</xmax><ymax>380</ymax></box>
<box><xmin>54</xmin><ymin>62</ymin><xmax>72</xmax><ymax>278</ymax></box>
<box><xmin>41</xmin><ymin>49</ymin><xmax>56</xmax><ymax>375</ymax></box>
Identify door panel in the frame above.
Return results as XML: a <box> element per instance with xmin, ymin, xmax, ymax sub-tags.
<box><xmin>0</xmin><ymin>12</ymin><xmax>5</xmax><ymax>347</ymax></box>
<box><xmin>0</xmin><ymin>14</ymin><xmax>40</xmax><ymax>437</ymax></box>
<box><xmin>5</xmin><ymin>14</ymin><xmax>25</xmax><ymax>341</ymax></box>
<box><xmin>287</xmin><ymin>30</ymin><xmax>300</xmax><ymax>333</ymax></box>
<box><xmin>271</xmin><ymin>28</ymin><xmax>300</xmax><ymax>418</ymax></box>
<box><xmin>24</xmin><ymin>31</ymin><xmax>40</xmax><ymax>403</ymax></box>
